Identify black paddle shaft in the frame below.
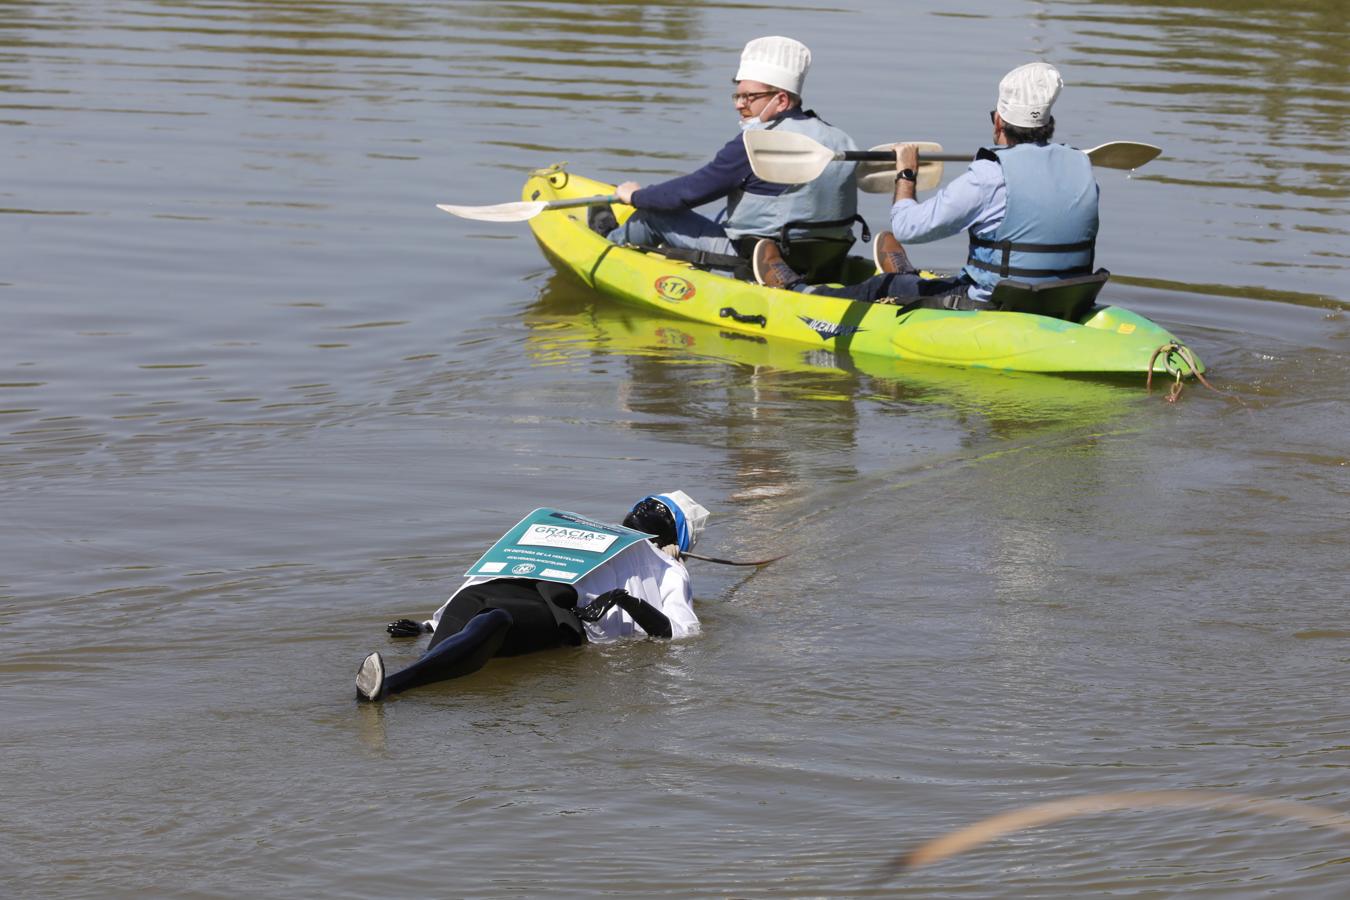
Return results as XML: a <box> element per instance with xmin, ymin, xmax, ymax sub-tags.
<box><xmin>844</xmin><ymin>150</ymin><xmax>970</xmax><ymax>163</ymax></box>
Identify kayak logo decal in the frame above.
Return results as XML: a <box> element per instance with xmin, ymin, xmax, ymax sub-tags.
<box><xmin>798</xmin><ymin>315</ymin><xmax>863</xmax><ymax>341</ymax></box>
<box><xmin>654</xmin><ymin>327</ymin><xmax>696</xmax><ymax>348</ymax></box>
<box><xmin>654</xmin><ymin>275</ymin><xmax>696</xmax><ymax>303</ymax></box>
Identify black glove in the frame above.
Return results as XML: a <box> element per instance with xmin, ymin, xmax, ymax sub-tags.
<box><xmin>573</xmin><ymin>589</ymin><xmax>671</xmax><ymax>638</ymax></box>
<box><xmin>575</xmin><ymin>589</ymin><xmax>628</xmax><ymax>623</ymax></box>
<box><xmin>386</xmin><ymin>618</ymin><xmax>428</xmax><ymax>637</ymax></box>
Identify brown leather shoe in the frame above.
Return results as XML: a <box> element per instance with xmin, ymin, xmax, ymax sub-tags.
<box><xmin>873</xmin><ymin>231</ymin><xmax>916</xmax><ymax>275</ymax></box>
<box><xmin>752</xmin><ymin>239</ymin><xmax>803</xmax><ymax>289</ymax></box>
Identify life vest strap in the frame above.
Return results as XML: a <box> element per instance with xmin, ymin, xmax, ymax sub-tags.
<box><xmin>776</xmin><ymin>214</ymin><xmax>871</xmax><ymax>251</ymax></box>
<box><xmin>967</xmin><ymin>235</ymin><xmax>1096</xmax><ymax>278</ymax></box>
<box><xmin>966</xmin><ymin>259</ymin><xmax>1096</xmax><ymax>279</ymax></box>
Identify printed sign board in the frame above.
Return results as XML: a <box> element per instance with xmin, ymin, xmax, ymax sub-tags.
<box><xmin>465</xmin><ymin>508</ymin><xmax>652</xmax><ymax>584</ymax></box>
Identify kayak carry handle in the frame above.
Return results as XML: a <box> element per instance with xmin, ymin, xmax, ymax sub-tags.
<box><xmin>719</xmin><ymin>307</ymin><xmax>768</xmax><ymax>328</ymax></box>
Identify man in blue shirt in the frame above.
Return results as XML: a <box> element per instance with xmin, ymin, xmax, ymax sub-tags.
<box><xmin>753</xmin><ymin>62</ymin><xmax>1100</xmax><ymax>310</ymax></box>
<box><xmin>596</xmin><ymin>36</ymin><xmax>859</xmax><ymax>266</ymax></box>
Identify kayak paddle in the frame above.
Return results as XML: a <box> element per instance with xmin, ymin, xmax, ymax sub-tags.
<box><xmin>744</xmin><ymin>129</ymin><xmax>1162</xmax><ymax>192</ymax></box>
<box><xmin>743</xmin><ymin>131</ymin><xmax>949</xmax><ymax>191</ymax></box>
<box><xmin>851</xmin><ymin>139</ymin><xmax>1160</xmax><ymax>192</ymax></box>
<box><xmin>436</xmin><ymin>193</ymin><xmax>619</xmax><ymax>223</ymax></box>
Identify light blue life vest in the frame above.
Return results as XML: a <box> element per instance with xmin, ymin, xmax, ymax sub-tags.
<box><xmin>963</xmin><ymin>143</ymin><xmax>1098</xmax><ymax>291</ymax></box>
<box><xmin>724</xmin><ymin>112</ymin><xmax>860</xmax><ymax>243</ymax></box>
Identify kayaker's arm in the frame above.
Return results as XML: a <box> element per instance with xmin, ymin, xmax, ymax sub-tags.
<box><xmin>889</xmin><ymin>158</ymin><xmax>1004</xmax><ymax>243</ymax></box>
<box><xmin>892</xmin><ymin>143</ymin><xmax>920</xmax><ymax>204</ymax></box>
<box><xmin>615</xmin><ymin>181</ymin><xmax>641</xmax><ymax>205</ymax></box>
<box><xmin>626</xmin><ymin>134</ymin><xmax>787</xmax><ymax>212</ymax></box>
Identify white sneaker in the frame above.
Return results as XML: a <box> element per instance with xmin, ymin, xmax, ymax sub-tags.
<box><xmin>355</xmin><ymin>651</ymin><xmax>386</xmax><ymax>701</ymax></box>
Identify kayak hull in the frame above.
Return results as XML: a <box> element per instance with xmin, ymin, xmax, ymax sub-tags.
<box><xmin>523</xmin><ymin>165</ymin><xmax>1202</xmax><ymax>376</ymax></box>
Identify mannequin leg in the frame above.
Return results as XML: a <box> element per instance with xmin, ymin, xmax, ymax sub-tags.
<box><xmin>384</xmin><ymin>608</ymin><xmax>512</xmax><ymax>694</ymax></box>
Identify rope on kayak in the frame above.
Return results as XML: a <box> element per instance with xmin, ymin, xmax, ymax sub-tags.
<box><xmin>1146</xmin><ymin>342</ymin><xmax>1241</xmax><ymax>405</ymax></box>
<box><xmin>1147</xmin><ymin>343</ymin><xmax>1187</xmax><ymax>403</ymax></box>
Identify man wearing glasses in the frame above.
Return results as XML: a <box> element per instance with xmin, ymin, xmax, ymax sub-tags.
<box><xmin>594</xmin><ymin>36</ymin><xmax>860</xmax><ymax>277</ymax></box>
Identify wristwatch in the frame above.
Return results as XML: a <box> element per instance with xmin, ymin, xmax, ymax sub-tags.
<box><xmin>895</xmin><ymin>169</ymin><xmax>918</xmax><ymax>184</ymax></box>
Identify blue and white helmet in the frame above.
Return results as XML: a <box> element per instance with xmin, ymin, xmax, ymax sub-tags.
<box><xmin>623</xmin><ymin>490</ymin><xmax>710</xmax><ymax>553</ymax></box>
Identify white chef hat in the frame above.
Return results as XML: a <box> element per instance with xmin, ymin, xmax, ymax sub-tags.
<box><xmin>734</xmin><ymin>36</ymin><xmax>811</xmax><ymax>96</ymax></box>
<box><xmin>997</xmin><ymin>62</ymin><xmax>1063</xmax><ymax>128</ymax></box>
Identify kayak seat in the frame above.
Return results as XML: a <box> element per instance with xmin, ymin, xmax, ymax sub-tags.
<box><xmin>728</xmin><ymin>236</ymin><xmax>860</xmax><ymax>284</ymax></box>
<box><xmin>774</xmin><ymin>213</ymin><xmax>870</xmax><ymax>283</ymax></box>
<box><xmin>637</xmin><ymin>225</ymin><xmax>864</xmax><ymax>284</ymax></box>
<box><xmin>988</xmin><ymin>269</ymin><xmax>1111</xmax><ymax>321</ymax></box>
<box><xmin>781</xmin><ymin>238</ymin><xmax>861</xmax><ymax>284</ymax></box>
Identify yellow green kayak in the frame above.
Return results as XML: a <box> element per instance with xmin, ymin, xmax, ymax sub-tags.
<box><xmin>523</xmin><ymin>285</ymin><xmax>1144</xmax><ymax>424</ymax></box>
<box><xmin>523</xmin><ymin>164</ymin><xmax>1203</xmax><ymax>377</ymax></box>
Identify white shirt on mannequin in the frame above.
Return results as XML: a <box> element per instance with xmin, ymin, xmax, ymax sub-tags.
<box><xmin>425</xmin><ymin>540</ymin><xmax>698</xmax><ymax>642</ymax></box>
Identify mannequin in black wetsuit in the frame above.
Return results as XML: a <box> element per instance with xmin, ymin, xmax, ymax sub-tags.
<box><xmin>354</xmin><ymin>493</ymin><xmax>707</xmax><ymax>702</ymax></box>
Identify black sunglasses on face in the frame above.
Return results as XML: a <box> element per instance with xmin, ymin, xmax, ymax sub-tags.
<box><xmin>733</xmin><ymin>90</ymin><xmax>778</xmax><ymax>105</ymax></box>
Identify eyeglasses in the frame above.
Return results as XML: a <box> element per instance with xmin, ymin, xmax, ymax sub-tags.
<box><xmin>732</xmin><ymin>90</ymin><xmax>777</xmax><ymax>106</ymax></box>
<box><xmin>989</xmin><ymin>110</ymin><xmax>997</xmax><ymax>124</ymax></box>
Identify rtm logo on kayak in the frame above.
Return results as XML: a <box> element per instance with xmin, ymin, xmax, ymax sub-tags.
<box><xmin>654</xmin><ymin>327</ymin><xmax>695</xmax><ymax>348</ymax></box>
<box><xmin>654</xmin><ymin>275</ymin><xmax>696</xmax><ymax>303</ymax></box>
<box><xmin>798</xmin><ymin>315</ymin><xmax>864</xmax><ymax>341</ymax></box>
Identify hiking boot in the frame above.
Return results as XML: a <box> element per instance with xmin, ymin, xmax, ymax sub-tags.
<box><xmin>587</xmin><ymin>204</ymin><xmax>619</xmax><ymax>237</ymax></box>
<box><xmin>355</xmin><ymin>651</ymin><xmax>386</xmax><ymax>701</ymax></box>
<box><xmin>872</xmin><ymin>231</ymin><xmax>916</xmax><ymax>275</ymax></box>
<box><xmin>752</xmin><ymin>239</ymin><xmax>803</xmax><ymax>289</ymax></box>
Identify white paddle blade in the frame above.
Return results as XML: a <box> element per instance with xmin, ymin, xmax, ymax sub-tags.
<box><xmin>743</xmin><ymin>129</ymin><xmax>837</xmax><ymax>184</ymax></box>
<box><xmin>436</xmin><ymin>200</ymin><xmax>548</xmax><ymax>223</ymax></box>
<box><xmin>857</xmin><ymin>142</ymin><xmax>945</xmax><ymax>194</ymax></box>
<box><xmin>1083</xmin><ymin>141</ymin><xmax>1162</xmax><ymax>170</ymax></box>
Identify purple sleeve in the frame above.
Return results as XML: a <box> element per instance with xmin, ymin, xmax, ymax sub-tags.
<box><xmin>631</xmin><ymin>133</ymin><xmax>787</xmax><ymax>211</ymax></box>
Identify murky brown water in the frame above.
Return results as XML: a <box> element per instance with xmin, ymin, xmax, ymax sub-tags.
<box><xmin>2</xmin><ymin>1</ymin><xmax>1347</xmax><ymax>896</ymax></box>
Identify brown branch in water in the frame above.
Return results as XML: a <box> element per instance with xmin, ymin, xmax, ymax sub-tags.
<box><xmin>882</xmin><ymin>790</ymin><xmax>1350</xmax><ymax>878</ymax></box>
